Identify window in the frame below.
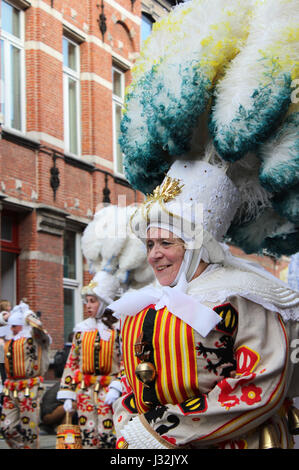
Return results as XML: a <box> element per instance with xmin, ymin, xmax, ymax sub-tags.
<box><xmin>63</xmin><ymin>36</ymin><xmax>81</xmax><ymax>156</ymax></box>
<box><xmin>0</xmin><ymin>0</ymin><xmax>25</xmax><ymax>131</ymax></box>
<box><xmin>141</xmin><ymin>13</ymin><xmax>154</xmax><ymax>43</ymax></box>
<box><xmin>63</xmin><ymin>230</ymin><xmax>83</xmax><ymax>341</ymax></box>
<box><xmin>112</xmin><ymin>66</ymin><xmax>125</xmax><ymax>176</ymax></box>
<box><xmin>1</xmin><ymin>211</ymin><xmax>20</xmax><ymax>306</ymax></box>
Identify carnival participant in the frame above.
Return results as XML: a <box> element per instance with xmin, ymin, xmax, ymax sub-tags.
<box><xmin>57</xmin><ymin>270</ymin><xmax>122</xmax><ymax>449</ymax></box>
<box><xmin>109</xmin><ymin>159</ymin><xmax>299</xmax><ymax>450</ymax></box>
<box><xmin>107</xmin><ymin>0</ymin><xmax>299</xmax><ymax>450</ymax></box>
<box><xmin>0</xmin><ymin>301</ymin><xmax>51</xmax><ymax>449</ymax></box>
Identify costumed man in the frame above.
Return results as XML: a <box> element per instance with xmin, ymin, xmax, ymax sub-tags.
<box><xmin>107</xmin><ymin>0</ymin><xmax>299</xmax><ymax>449</ymax></box>
<box><xmin>57</xmin><ymin>205</ymin><xmax>154</xmax><ymax>449</ymax></box>
<box><xmin>0</xmin><ymin>301</ymin><xmax>51</xmax><ymax>449</ymax></box>
<box><xmin>57</xmin><ymin>270</ymin><xmax>122</xmax><ymax>449</ymax></box>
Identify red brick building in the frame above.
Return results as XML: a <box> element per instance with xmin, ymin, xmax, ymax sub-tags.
<box><xmin>0</xmin><ymin>0</ymin><xmax>173</xmax><ymax>353</ymax></box>
<box><xmin>0</xmin><ymin>0</ymin><xmax>291</xmax><ymax>358</ymax></box>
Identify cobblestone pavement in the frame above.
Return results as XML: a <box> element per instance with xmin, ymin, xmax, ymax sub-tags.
<box><xmin>0</xmin><ymin>431</ymin><xmax>57</xmax><ymax>450</ymax></box>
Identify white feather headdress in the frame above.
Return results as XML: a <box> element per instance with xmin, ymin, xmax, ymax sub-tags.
<box><xmin>120</xmin><ymin>0</ymin><xmax>299</xmax><ymax>258</ymax></box>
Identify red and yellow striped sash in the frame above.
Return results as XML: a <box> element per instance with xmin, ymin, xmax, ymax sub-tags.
<box><xmin>122</xmin><ymin>307</ymin><xmax>149</xmax><ymax>413</ymax></box>
<box><xmin>82</xmin><ymin>331</ymin><xmax>98</xmax><ymax>374</ymax></box>
<box><xmin>4</xmin><ymin>338</ymin><xmax>26</xmax><ymax>379</ymax></box>
<box><xmin>99</xmin><ymin>329</ymin><xmax>116</xmax><ymax>375</ymax></box>
<box><xmin>153</xmin><ymin>307</ymin><xmax>199</xmax><ymax>405</ymax></box>
<box><xmin>82</xmin><ymin>329</ymin><xmax>116</xmax><ymax>375</ymax></box>
<box><xmin>122</xmin><ymin>306</ymin><xmax>199</xmax><ymax>414</ymax></box>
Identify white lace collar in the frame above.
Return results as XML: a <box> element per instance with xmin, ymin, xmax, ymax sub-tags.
<box><xmin>109</xmin><ymin>261</ymin><xmax>299</xmax><ymax>336</ymax></box>
<box><xmin>6</xmin><ymin>327</ymin><xmax>31</xmax><ymax>341</ymax></box>
<box><xmin>73</xmin><ymin>317</ymin><xmax>118</xmax><ymax>341</ymax></box>
<box><xmin>187</xmin><ymin>264</ymin><xmax>299</xmax><ymax>321</ymax></box>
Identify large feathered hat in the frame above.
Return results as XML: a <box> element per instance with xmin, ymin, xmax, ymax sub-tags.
<box><xmin>120</xmin><ymin>0</ymin><xmax>299</xmax><ymax>258</ymax></box>
<box><xmin>81</xmin><ymin>204</ymin><xmax>154</xmax><ymax>291</ymax></box>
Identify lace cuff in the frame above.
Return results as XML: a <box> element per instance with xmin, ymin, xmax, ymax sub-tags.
<box><xmin>122</xmin><ymin>415</ymin><xmax>176</xmax><ymax>449</ymax></box>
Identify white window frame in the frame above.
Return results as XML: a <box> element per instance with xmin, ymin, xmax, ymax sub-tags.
<box><xmin>63</xmin><ymin>231</ymin><xmax>83</xmax><ymax>336</ymax></box>
<box><xmin>63</xmin><ymin>36</ymin><xmax>81</xmax><ymax>156</ymax></box>
<box><xmin>112</xmin><ymin>65</ymin><xmax>126</xmax><ymax>178</ymax></box>
<box><xmin>0</xmin><ymin>0</ymin><xmax>26</xmax><ymax>132</ymax></box>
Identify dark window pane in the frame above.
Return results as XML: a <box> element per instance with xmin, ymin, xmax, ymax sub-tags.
<box><xmin>1</xmin><ymin>251</ymin><xmax>16</xmax><ymax>306</ymax></box>
<box><xmin>63</xmin><ymin>231</ymin><xmax>76</xmax><ymax>279</ymax></box>
<box><xmin>63</xmin><ymin>288</ymin><xmax>74</xmax><ymax>342</ymax></box>
<box><xmin>1</xmin><ymin>214</ymin><xmax>13</xmax><ymax>241</ymax></box>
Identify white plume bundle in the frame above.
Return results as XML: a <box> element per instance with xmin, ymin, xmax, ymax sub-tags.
<box><xmin>120</xmin><ymin>0</ymin><xmax>299</xmax><ymax>258</ymax></box>
<box><xmin>210</xmin><ymin>0</ymin><xmax>299</xmax><ymax>161</ymax></box>
<box><xmin>81</xmin><ymin>205</ymin><xmax>154</xmax><ymax>288</ymax></box>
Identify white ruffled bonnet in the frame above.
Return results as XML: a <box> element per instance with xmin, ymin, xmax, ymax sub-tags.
<box><xmin>81</xmin><ymin>270</ymin><xmax>120</xmax><ymax>305</ymax></box>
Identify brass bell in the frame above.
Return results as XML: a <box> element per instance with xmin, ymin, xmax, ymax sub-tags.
<box><xmin>80</xmin><ymin>380</ymin><xmax>86</xmax><ymax>390</ymax></box>
<box><xmin>13</xmin><ymin>389</ymin><xmax>18</xmax><ymax>399</ymax></box>
<box><xmin>93</xmin><ymin>382</ymin><xmax>100</xmax><ymax>403</ymax></box>
<box><xmin>259</xmin><ymin>423</ymin><xmax>280</xmax><ymax>449</ymax></box>
<box><xmin>288</xmin><ymin>406</ymin><xmax>299</xmax><ymax>435</ymax></box>
<box><xmin>24</xmin><ymin>387</ymin><xmax>30</xmax><ymax>398</ymax></box>
<box><xmin>135</xmin><ymin>362</ymin><xmax>156</xmax><ymax>387</ymax></box>
<box><xmin>4</xmin><ymin>387</ymin><xmax>9</xmax><ymax>397</ymax></box>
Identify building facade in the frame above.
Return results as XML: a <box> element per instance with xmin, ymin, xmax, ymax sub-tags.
<box><xmin>0</xmin><ymin>0</ymin><xmax>291</xmax><ymax>358</ymax></box>
<box><xmin>0</xmin><ymin>0</ymin><xmax>173</xmax><ymax>352</ymax></box>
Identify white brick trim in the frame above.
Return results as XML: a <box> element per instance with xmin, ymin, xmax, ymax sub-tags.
<box><xmin>25</xmin><ymin>40</ymin><xmax>63</xmax><ymax>62</ymax></box>
<box><xmin>19</xmin><ymin>250</ymin><xmax>64</xmax><ymax>264</ymax></box>
<box><xmin>26</xmin><ymin>131</ymin><xmax>64</xmax><ymax>149</ymax></box>
<box><xmin>80</xmin><ymin>72</ymin><xmax>112</xmax><ymax>91</ymax></box>
<box><xmin>83</xmin><ymin>155</ymin><xmax>114</xmax><ymax>171</ymax></box>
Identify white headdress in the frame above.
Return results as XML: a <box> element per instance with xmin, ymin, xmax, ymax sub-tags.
<box><xmin>6</xmin><ymin>301</ymin><xmax>34</xmax><ymax>339</ymax></box>
<box><xmin>81</xmin><ymin>270</ymin><xmax>120</xmax><ymax>305</ymax></box>
<box><xmin>81</xmin><ymin>204</ymin><xmax>155</xmax><ymax>317</ymax></box>
<box><xmin>120</xmin><ymin>0</ymin><xmax>299</xmax><ymax>259</ymax></box>
<box><xmin>110</xmin><ymin>0</ymin><xmax>299</xmax><ymax>326</ymax></box>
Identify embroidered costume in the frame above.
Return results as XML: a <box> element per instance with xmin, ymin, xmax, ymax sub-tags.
<box><xmin>57</xmin><ymin>204</ymin><xmax>154</xmax><ymax>448</ymax></box>
<box><xmin>112</xmin><ymin>266</ymin><xmax>299</xmax><ymax>449</ymax></box>
<box><xmin>107</xmin><ymin>0</ymin><xmax>299</xmax><ymax>449</ymax></box>
<box><xmin>58</xmin><ymin>314</ymin><xmax>121</xmax><ymax>448</ymax></box>
<box><xmin>57</xmin><ymin>271</ymin><xmax>122</xmax><ymax>449</ymax></box>
<box><xmin>0</xmin><ymin>302</ymin><xmax>51</xmax><ymax>449</ymax></box>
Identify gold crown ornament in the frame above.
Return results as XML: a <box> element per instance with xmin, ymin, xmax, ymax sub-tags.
<box><xmin>143</xmin><ymin>176</ymin><xmax>184</xmax><ymax>222</ymax></box>
<box><xmin>81</xmin><ymin>280</ymin><xmax>98</xmax><ymax>295</ymax></box>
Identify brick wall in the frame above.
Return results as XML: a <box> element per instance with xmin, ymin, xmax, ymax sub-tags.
<box><xmin>0</xmin><ymin>0</ymin><xmax>147</xmax><ymax>350</ymax></box>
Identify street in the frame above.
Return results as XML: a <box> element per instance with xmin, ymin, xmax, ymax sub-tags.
<box><xmin>0</xmin><ymin>431</ymin><xmax>56</xmax><ymax>450</ymax></box>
